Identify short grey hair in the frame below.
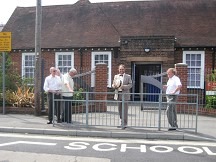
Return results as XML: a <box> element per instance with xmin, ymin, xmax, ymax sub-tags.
<box><xmin>167</xmin><ymin>68</ymin><xmax>177</xmax><ymax>75</ymax></box>
<box><xmin>69</xmin><ymin>68</ymin><xmax>77</xmax><ymax>73</ymax></box>
<box><xmin>50</xmin><ymin>67</ymin><xmax>56</xmax><ymax>73</ymax></box>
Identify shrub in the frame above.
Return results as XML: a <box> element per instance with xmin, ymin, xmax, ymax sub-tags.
<box><xmin>206</xmin><ymin>70</ymin><xmax>216</xmax><ymax>82</ymax></box>
<box><xmin>205</xmin><ymin>95</ymin><xmax>216</xmax><ymax>109</ymax></box>
<box><xmin>0</xmin><ymin>52</ymin><xmax>23</xmax><ymax>92</ymax></box>
<box><xmin>5</xmin><ymin>85</ymin><xmax>34</xmax><ymax>108</ymax></box>
<box><xmin>73</xmin><ymin>88</ymin><xmax>84</xmax><ymax>105</ymax></box>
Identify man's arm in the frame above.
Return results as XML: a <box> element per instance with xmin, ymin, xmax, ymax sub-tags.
<box><xmin>121</xmin><ymin>75</ymin><xmax>132</xmax><ymax>90</ymax></box>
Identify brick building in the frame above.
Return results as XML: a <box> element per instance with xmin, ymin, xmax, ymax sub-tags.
<box><xmin>2</xmin><ymin>0</ymin><xmax>216</xmax><ymax>101</ymax></box>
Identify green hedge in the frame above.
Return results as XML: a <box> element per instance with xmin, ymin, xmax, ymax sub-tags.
<box><xmin>206</xmin><ymin>95</ymin><xmax>216</xmax><ymax>109</ymax></box>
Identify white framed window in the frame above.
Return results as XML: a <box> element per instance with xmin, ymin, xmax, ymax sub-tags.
<box><xmin>55</xmin><ymin>52</ymin><xmax>74</xmax><ymax>74</ymax></box>
<box><xmin>91</xmin><ymin>51</ymin><xmax>112</xmax><ymax>87</ymax></box>
<box><xmin>183</xmin><ymin>51</ymin><xmax>205</xmax><ymax>89</ymax></box>
<box><xmin>22</xmin><ymin>53</ymin><xmax>35</xmax><ymax>82</ymax></box>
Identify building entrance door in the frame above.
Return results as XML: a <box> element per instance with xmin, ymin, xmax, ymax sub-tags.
<box><xmin>132</xmin><ymin>63</ymin><xmax>162</xmax><ymax>101</ymax></box>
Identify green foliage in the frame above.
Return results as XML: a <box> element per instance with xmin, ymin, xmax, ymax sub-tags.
<box><xmin>0</xmin><ymin>52</ymin><xmax>22</xmax><ymax>92</ymax></box>
<box><xmin>206</xmin><ymin>95</ymin><xmax>216</xmax><ymax>109</ymax></box>
<box><xmin>73</xmin><ymin>88</ymin><xmax>84</xmax><ymax>105</ymax></box>
<box><xmin>206</xmin><ymin>70</ymin><xmax>216</xmax><ymax>82</ymax></box>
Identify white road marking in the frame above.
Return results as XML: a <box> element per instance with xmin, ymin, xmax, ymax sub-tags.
<box><xmin>0</xmin><ymin>141</ymin><xmax>56</xmax><ymax>147</ymax></box>
<box><xmin>0</xmin><ymin>132</ymin><xmax>216</xmax><ymax>146</ymax></box>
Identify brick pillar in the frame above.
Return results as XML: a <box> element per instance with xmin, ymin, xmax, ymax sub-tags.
<box><xmin>175</xmin><ymin>63</ymin><xmax>188</xmax><ymax>111</ymax></box>
<box><xmin>95</xmin><ymin>63</ymin><xmax>108</xmax><ymax>112</ymax></box>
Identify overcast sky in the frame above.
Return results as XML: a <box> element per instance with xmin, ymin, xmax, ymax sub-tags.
<box><xmin>0</xmin><ymin>0</ymin><xmax>146</xmax><ymax>24</ymax></box>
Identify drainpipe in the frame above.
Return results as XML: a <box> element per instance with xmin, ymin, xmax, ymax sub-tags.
<box><xmin>212</xmin><ymin>47</ymin><xmax>216</xmax><ymax>70</ymax></box>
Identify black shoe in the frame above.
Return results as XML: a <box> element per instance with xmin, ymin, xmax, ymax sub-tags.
<box><xmin>168</xmin><ymin>128</ymin><xmax>176</xmax><ymax>131</ymax></box>
<box><xmin>47</xmin><ymin>121</ymin><xmax>52</xmax><ymax>124</ymax></box>
<box><xmin>57</xmin><ymin>119</ymin><xmax>62</xmax><ymax>123</ymax></box>
<box><xmin>117</xmin><ymin>125</ymin><xmax>127</xmax><ymax>129</ymax></box>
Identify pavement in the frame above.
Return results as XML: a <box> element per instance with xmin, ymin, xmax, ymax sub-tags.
<box><xmin>0</xmin><ymin>114</ymin><xmax>216</xmax><ymax>142</ymax></box>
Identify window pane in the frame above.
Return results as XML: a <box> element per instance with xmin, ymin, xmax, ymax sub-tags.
<box><xmin>59</xmin><ymin>55</ymin><xmax>62</xmax><ymax>60</ymax></box>
<box><xmin>186</xmin><ymin>61</ymin><xmax>190</xmax><ymax>66</ymax></box>
<box><xmin>95</xmin><ymin>55</ymin><xmax>98</xmax><ymax>60</ymax></box>
<box><xmin>186</xmin><ymin>54</ymin><xmax>190</xmax><ymax>60</ymax></box>
<box><xmin>196</xmin><ymin>54</ymin><xmax>201</xmax><ymax>60</ymax></box>
<box><xmin>197</xmin><ymin>61</ymin><xmax>201</xmax><ymax>66</ymax></box>
<box><xmin>104</xmin><ymin>55</ymin><xmax>108</xmax><ymax>60</ymax></box>
<box><xmin>191</xmin><ymin>54</ymin><xmax>196</xmax><ymax>60</ymax></box>
<box><xmin>191</xmin><ymin>61</ymin><xmax>196</xmax><ymax>66</ymax></box>
<box><xmin>196</xmin><ymin>81</ymin><xmax>200</xmax><ymax>86</ymax></box>
<box><xmin>190</xmin><ymin>81</ymin><xmax>196</xmax><ymax>86</ymax></box>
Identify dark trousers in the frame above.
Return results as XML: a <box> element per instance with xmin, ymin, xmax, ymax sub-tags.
<box><xmin>62</xmin><ymin>96</ymin><xmax>73</xmax><ymax>123</ymax></box>
<box><xmin>166</xmin><ymin>95</ymin><xmax>178</xmax><ymax>128</ymax></box>
<box><xmin>48</xmin><ymin>93</ymin><xmax>61</xmax><ymax>122</ymax></box>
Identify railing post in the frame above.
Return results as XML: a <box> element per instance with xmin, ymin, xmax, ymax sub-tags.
<box><xmin>52</xmin><ymin>93</ymin><xmax>55</xmax><ymax>126</ymax></box>
<box><xmin>195</xmin><ymin>94</ymin><xmax>198</xmax><ymax>133</ymax></box>
<box><xmin>86</xmin><ymin>92</ymin><xmax>89</xmax><ymax>127</ymax></box>
<box><xmin>158</xmin><ymin>94</ymin><xmax>162</xmax><ymax>131</ymax></box>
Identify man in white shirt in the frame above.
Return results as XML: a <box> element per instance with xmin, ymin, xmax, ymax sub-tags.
<box><xmin>163</xmin><ymin>68</ymin><xmax>182</xmax><ymax>131</ymax></box>
<box><xmin>61</xmin><ymin>68</ymin><xmax>77</xmax><ymax>123</ymax></box>
<box><xmin>43</xmin><ymin>67</ymin><xmax>62</xmax><ymax>124</ymax></box>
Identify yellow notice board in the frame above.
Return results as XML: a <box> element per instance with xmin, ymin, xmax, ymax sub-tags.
<box><xmin>0</xmin><ymin>32</ymin><xmax>12</xmax><ymax>52</ymax></box>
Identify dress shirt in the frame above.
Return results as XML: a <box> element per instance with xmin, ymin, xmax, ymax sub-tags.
<box><xmin>166</xmin><ymin>75</ymin><xmax>182</xmax><ymax>94</ymax></box>
<box><xmin>61</xmin><ymin>73</ymin><xmax>75</xmax><ymax>97</ymax></box>
<box><xmin>118</xmin><ymin>74</ymin><xmax>124</xmax><ymax>92</ymax></box>
<box><xmin>43</xmin><ymin>75</ymin><xmax>62</xmax><ymax>92</ymax></box>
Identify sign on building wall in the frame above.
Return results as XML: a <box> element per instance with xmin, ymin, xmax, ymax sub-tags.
<box><xmin>0</xmin><ymin>32</ymin><xmax>11</xmax><ymax>52</ymax></box>
<box><xmin>206</xmin><ymin>82</ymin><xmax>216</xmax><ymax>91</ymax></box>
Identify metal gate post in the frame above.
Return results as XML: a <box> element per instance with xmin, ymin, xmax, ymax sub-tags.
<box><xmin>195</xmin><ymin>94</ymin><xmax>198</xmax><ymax>133</ymax></box>
<box><xmin>158</xmin><ymin>94</ymin><xmax>162</xmax><ymax>131</ymax></box>
<box><xmin>86</xmin><ymin>92</ymin><xmax>89</xmax><ymax>127</ymax></box>
<box><xmin>122</xmin><ymin>93</ymin><xmax>125</xmax><ymax>129</ymax></box>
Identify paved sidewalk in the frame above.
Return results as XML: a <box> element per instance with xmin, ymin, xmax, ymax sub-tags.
<box><xmin>0</xmin><ymin>114</ymin><xmax>216</xmax><ymax>141</ymax></box>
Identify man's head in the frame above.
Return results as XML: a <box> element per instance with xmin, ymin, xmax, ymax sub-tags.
<box><xmin>55</xmin><ymin>68</ymin><xmax>61</xmax><ymax>76</ymax></box>
<box><xmin>167</xmin><ymin>68</ymin><xmax>176</xmax><ymax>78</ymax></box>
<box><xmin>118</xmin><ymin>64</ymin><xmax>125</xmax><ymax>75</ymax></box>
<box><xmin>69</xmin><ymin>68</ymin><xmax>77</xmax><ymax>77</ymax></box>
<box><xmin>50</xmin><ymin>67</ymin><xmax>56</xmax><ymax>76</ymax></box>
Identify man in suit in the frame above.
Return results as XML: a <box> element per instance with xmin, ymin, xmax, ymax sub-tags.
<box><xmin>112</xmin><ymin>64</ymin><xmax>132</xmax><ymax>129</ymax></box>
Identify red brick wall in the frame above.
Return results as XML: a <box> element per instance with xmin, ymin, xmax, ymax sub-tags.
<box><xmin>175</xmin><ymin>63</ymin><xmax>188</xmax><ymax>103</ymax></box>
<box><xmin>95</xmin><ymin>63</ymin><xmax>108</xmax><ymax>111</ymax></box>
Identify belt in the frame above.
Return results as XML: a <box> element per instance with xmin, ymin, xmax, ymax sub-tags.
<box><xmin>118</xmin><ymin>91</ymin><xmax>122</xmax><ymax>93</ymax></box>
<box><xmin>48</xmin><ymin>90</ymin><xmax>61</xmax><ymax>93</ymax></box>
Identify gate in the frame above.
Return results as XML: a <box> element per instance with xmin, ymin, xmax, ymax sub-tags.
<box><xmin>72</xmin><ymin>68</ymin><xmax>95</xmax><ymax>97</ymax></box>
<box><xmin>132</xmin><ymin>64</ymin><xmax>162</xmax><ymax>101</ymax></box>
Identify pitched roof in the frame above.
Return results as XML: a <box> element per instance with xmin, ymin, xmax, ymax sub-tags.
<box><xmin>3</xmin><ymin>0</ymin><xmax>216</xmax><ymax>49</ymax></box>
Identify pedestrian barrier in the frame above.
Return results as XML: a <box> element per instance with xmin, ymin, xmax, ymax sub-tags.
<box><xmin>52</xmin><ymin>92</ymin><xmax>198</xmax><ymax>132</ymax></box>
